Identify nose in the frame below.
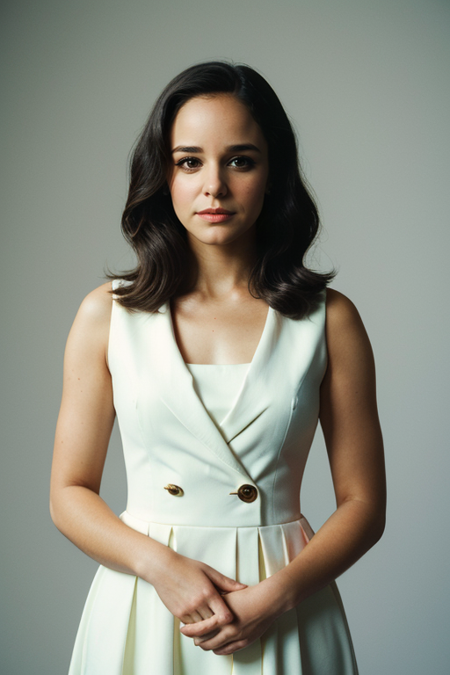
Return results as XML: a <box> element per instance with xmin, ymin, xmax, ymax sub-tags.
<box><xmin>203</xmin><ymin>164</ymin><xmax>227</xmax><ymax>198</ymax></box>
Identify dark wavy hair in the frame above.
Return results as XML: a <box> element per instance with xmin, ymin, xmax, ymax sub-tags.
<box><xmin>110</xmin><ymin>61</ymin><xmax>334</xmax><ymax>318</ymax></box>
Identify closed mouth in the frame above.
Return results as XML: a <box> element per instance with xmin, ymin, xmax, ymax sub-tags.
<box><xmin>196</xmin><ymin>208</ymin><xmax>235</xmax><ymax>215</ymax></box>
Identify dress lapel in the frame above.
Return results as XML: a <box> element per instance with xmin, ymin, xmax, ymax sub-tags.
<box><xmin>219</xmin><ymin>306</ymin><xmax>280</xmax><ymax>444</ymax></box>
<box><xmin>151</xmin><ymin>304</ymin><xmax>254</xmax><ymax>481</ymax></box>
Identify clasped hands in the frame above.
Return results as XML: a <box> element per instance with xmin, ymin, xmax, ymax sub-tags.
<box><xmin>153</xmin><ymin>550</ymin><xmax>277</xmax><ymax>656</ymax></box>
<box><xmin>180</xmin><ymin>584</ymin><xmax>274</xmax><ymax>655</ymax></box>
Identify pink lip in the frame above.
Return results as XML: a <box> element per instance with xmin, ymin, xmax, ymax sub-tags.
<box><xmin>196</xmin><ymin>208</ymin><xmax>235</xmax><ymax>223</ymax></box>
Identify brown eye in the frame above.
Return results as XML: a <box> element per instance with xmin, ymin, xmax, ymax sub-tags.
<box><xmin>229</xmin><ymin>156</ymin><xmax>255</xmax><ymax>169</ymax></box>
<box><xmin>176</xmin><ymin>157</ymin><xmax>201</xmax><ymax>170</ymax></box>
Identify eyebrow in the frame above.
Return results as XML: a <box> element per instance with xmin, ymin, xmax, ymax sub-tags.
<box><xmin>171</xmin><ymin>144</ymin><xmax>262</xmax><ymax>154</ymax></box>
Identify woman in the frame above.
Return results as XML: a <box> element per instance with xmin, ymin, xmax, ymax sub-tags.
<box><xmin>50</xmin><ymin>61</ymin><xmax>386</xmax><ymax>674</ymax></box>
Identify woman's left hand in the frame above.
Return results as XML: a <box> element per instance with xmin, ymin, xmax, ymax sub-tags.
<box><xmin>180</xmin><ymin>582</ymin><xmax>277</xmax><ymax>655</ymax></box>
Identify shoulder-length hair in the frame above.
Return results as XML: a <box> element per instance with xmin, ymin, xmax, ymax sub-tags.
<box><xmin>110</xmin><ymin>61</ymin><xmax>334</xmax><ymax>318</ymax></box>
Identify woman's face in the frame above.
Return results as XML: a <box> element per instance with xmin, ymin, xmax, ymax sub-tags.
<box><xmin>167</xmin><ymin>94</ymin><xmax>269</xmax><ymax>249</ymax></box>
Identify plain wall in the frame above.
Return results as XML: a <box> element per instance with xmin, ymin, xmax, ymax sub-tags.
<box><xmin>1</xmin><ymin>0</ymin><xmax>449</xmax><ymax>673</ymax></box>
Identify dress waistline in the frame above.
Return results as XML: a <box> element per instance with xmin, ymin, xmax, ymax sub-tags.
<box><xmin>120</xmin><ymin>510</ymin><xmax>315</xmax><ymax>542</ymax></box>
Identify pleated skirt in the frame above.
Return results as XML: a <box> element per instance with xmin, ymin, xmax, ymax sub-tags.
<box><xmin>68</xmin><ymin>512</ymin><xmax>358</xmax><ymax>675</ymax></box>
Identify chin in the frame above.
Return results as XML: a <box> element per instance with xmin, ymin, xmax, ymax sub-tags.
<box><xmin>187</xmin><ymin>226</ymin><xmax>240</xmax><ymax>246</ymax></box>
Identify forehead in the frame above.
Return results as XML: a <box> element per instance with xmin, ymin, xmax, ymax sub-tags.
<box><xmin>170</xmin><ymin>94</ymin><xmax>266</xmax><ymax>148</ymax></box>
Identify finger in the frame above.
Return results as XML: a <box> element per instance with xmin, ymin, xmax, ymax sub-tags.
<box><xmin>196</xmin><ymin>628</ymin><xmax>236</xmax><ymax>652</ymax></box>
<box><xmin>209</xmin><ymin>595</ymin><xmax>234</xmax><ymax>626</ymax></box>
<box><xmin>193</xmin><ymin>629</ymin><xmax>219</xmax><ymax>645</ymax></box>
<box><xmin>214</xmin><ymin>639</ymin><xmax>248</xmax><ymax>655</ymax></box>
<box><xmin>198</xmin><ymin>607</ymin><xmax>214</xmax><ymax>621</ymax></box>
<box><xmin>189</xmin><ymin>611</ymin><xmax>203</xmax><ymax>623</ymax></box>
<box><xmin>206</xmin><ymin>568</ymin><xmax>247</xmax><ymax>593</ymax></box>
<box><xmin>181</xmin><ymin>589</ymin><xmax>236</xmax><ymax>637</ymax></box>
<box><xmin>180</xmin><ymin>614</ymin><xmax>223</xmax><ymax>638</ymax></box>
<box><xmin>180</xmin><ymin>612</ymin><xmax>208</xmax><ymax>625</ymax></box>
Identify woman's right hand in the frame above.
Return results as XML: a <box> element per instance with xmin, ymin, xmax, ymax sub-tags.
<box><xmin>149</xmin><ymin>548</ymin><xmax>246</xmax><ymax>629</ymax></box>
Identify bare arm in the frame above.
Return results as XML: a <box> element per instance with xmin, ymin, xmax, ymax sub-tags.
<box><xmin>50</xmin><ymin>283</ymin><xmax>145</xmax><ymax>574</ymax></box>
<box><xmin>50</xmin><ymin>283</ymin><xmax>244</xmax><ymax>629</ymax></box>
<box><xmin>182</xmin><ymin>289</ymin><xmax>386</xmax><ymax>653</ymax></box>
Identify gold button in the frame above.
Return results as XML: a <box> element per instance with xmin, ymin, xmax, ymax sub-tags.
<box><xmin>164</xmin><ymin>484</ymin><xmax>184</xmax><ymax>496</ymax></box>
<box><xmin>230</xmin><ymin>484</ymin><xmax>258</xmax><ymax>503</ymax></box>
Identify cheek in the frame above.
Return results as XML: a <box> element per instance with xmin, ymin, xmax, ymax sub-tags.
<box><xmin>243</xmin><ymin>177</ymin><xmax>268</xmax><ymax>210</ymax></box>
<box><xmin>170</xmin><ymin>179</ymin><xmax>196</xmax><ymax>210</ymax></box>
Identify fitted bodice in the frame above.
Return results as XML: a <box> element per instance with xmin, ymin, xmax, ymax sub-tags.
<box><xmin>108</xmin><ymin>282</ymin><xmax>327</xmax><ymax>527</ymax></box>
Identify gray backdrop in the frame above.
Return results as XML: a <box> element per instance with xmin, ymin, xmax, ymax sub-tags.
<box><xmin>1</xmin><ymin>0</ymin><xmax>449</xmax><ymax>673</ymax></box>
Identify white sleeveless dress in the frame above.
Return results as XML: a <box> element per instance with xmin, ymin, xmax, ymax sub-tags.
<box><xmin>68</xmin><ymin>283</ymin><xmax>358</xmax><ymax>674</ymax></box>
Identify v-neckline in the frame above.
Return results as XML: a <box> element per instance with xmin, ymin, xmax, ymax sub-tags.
<box><xmin>166</xmin><ymin>301</ymin><xmax>275</xmax><ymax>441</ymax></box>
<box><xmin>167</xmin><ymin>301</ymin><xmax>273</xmax><ymax>369</ymax></box>
<box><xmin>146</xmin><ymin>299</ymin><xmax>282</xmax><ymax>479</ymax></box>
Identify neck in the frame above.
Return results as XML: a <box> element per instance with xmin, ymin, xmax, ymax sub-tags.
<box><xmin>185</xmin><ymin>234</ymin><xmax>258</xmax><ymax>301</ymax></box>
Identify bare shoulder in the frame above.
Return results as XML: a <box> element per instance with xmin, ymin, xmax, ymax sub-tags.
<box><xmin>325</xmin><ymin>288</ymin><xmax>361</xmax><ymax>328</ymax></box>
<box><xmin>66</xmin><ymin>282</ymin><xmax>113</xmax><ymax>360</ymax></box>
<box><xmin>76</xmin><ymin>281</ymin><xmax>113</xmax><ymax>324</ymax></box>
<box><xmin>325</xmin><ymin>288</ymin><xmax>373</xmax><ymax>364</ymax></box>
